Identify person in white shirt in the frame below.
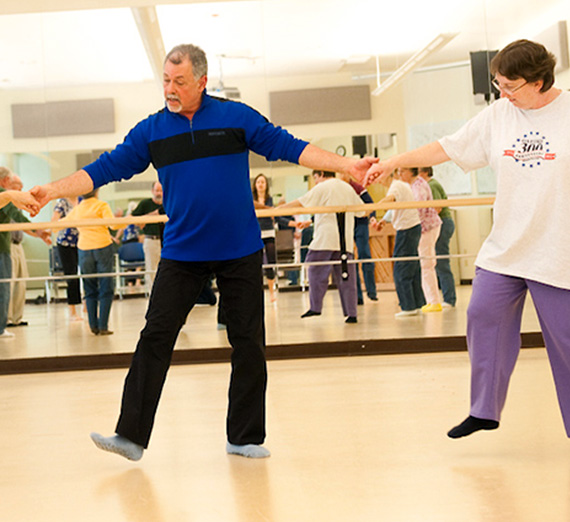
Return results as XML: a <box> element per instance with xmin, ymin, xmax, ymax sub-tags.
<box><xmin>280</xmin><ymin>170</ymin><xmax>368</xmax><ymax>323</ymax></box>
<box><xmin>375</xmin><ymin>170</ymin><xmax>425</xmax><ymax>317</ymax></box>
<box><xmin>364</xmin><ymin>39</ymin><xmax>570</xmax><ymax>440</ymax></box>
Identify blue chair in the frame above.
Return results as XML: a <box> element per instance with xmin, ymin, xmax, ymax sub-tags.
<box><xmin>119</xmin><ymin>242</ymin><xmax>145</xmax><ymax>263</ymax></box>
<box><xmin>116</xmin><ymin>242</ymin><xmax>146</xmax><ymax>298</ymax></box>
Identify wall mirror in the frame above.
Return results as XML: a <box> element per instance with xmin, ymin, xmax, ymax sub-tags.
<box><xmin>0</xmin><ymin>0</ymin><xmax>566</xmax><ymax>361</ymax></box>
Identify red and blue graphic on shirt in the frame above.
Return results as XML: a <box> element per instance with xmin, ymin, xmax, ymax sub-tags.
<box><xmin>503</xmin><ymin>131</ymin><xmax>556</xmax><ymax>167</ymax></box>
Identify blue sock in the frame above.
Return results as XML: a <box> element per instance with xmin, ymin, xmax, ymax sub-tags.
<box><xmin>90</xmin><ymin>433</ymin><xmax>144</xmax><ymax>461</ymax></box>
<box><xmin>226</xmin><ymin>442</ymin><xmax>271</xmax><ymax>458</ymax></box>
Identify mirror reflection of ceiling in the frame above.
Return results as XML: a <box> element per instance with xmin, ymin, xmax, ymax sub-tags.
<box><xmin>0</xmin><ymin>0</ymin><xmax>567</xmax><ymax>90</ymax></box>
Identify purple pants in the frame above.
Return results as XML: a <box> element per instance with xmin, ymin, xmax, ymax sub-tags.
<box><xmin>305</xmin><ymin>249</ymin><xmax>357</xmax><ymax>318</ymax></box>
<box><xmin>467</xmin><ymin>268</ymin><xmax>570</xmax><ymax>435</ymax></box>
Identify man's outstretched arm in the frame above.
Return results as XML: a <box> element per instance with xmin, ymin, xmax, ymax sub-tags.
<box><xmin>298</xmin><ymin>144</ymin><xmax>378</xmax><ymax>184</ymax></box>
<box><xmin>30</xmin><ymin>170</ymin><xmax>94</xmax><ymax>209</ymax></box>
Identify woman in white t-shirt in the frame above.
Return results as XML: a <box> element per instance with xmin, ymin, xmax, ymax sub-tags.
<box><xmin>364</xmin><ymin>39</ymin><xmax>570</xmax><ymax>441</ymax></box>
<box><xmin>377</xmin><ymin>171</ymin><xmax>425</xmax><ymax>317</ymax></box>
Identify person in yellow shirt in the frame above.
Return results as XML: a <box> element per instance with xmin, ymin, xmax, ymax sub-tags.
<box><xmin>60</xmin><ymin>189</ymin><xmax>121</xmax><ymax>335</ymax></box>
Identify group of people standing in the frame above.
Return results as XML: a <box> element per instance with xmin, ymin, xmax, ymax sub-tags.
<box><xmin>266</xmin><ymin>165</ymin><xmax>454</xmax><ymax>324</ymax></box>
<box><xmin>375</xmin><ymin>166</ymin><xmax>456</xmax><ymax>317</ymax></box>
<box><xmin>8</xmin><ymin>38</ymin><xmax>568</xmax><ymax>462</ymax></box>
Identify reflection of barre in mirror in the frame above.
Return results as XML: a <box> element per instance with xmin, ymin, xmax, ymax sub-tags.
<box><xmin>0</xmin><ymin>196</ymin><xmax>493</xmax><ymax>286</ymax></box>
<box><xmin>0</xmin><ymin>253</ymin><xmax>478</xmax><ymax>284</ymax></box>
<box><xmin>262</xmin><ymin>252</ymin><xmax>478</xmax><ymax>269</ymax></box>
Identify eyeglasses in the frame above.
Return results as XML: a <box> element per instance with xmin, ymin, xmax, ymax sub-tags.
<box><xmin>491</xmin><ymin>79</ymin><xmax>527</xmax><ymax>96</ymax></box>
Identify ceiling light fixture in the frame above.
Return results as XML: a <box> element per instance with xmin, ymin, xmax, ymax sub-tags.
<box><xmin>131</xmin><ymin>6</ymin><xmax>166</xmax><ymax>88</ymax></box>
<box><xmin>372</xmin><ymin>32</ymin><xmax>458</xmax><ymax>96</ymax></box>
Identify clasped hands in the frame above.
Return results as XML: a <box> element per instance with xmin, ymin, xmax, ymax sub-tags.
<box><xmin>9</xmin><ymin>185</ymin><xmax>52</xmax><ymax>217</ymax></box>
<box><xmin>350</xmin><ymin>157</ymin><xmax>394</xmax><ymax>187</ymax></box>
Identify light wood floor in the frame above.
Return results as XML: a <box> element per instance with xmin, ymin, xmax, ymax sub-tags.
<box><xmin>0</xmin><ymin>348</ymin><xmax>567</xmax><ymax>522</ymax></box>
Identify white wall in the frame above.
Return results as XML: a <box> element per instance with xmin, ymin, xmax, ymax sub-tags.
<box><xmin>402</xmin><ymin>64</ymin><xmax>492</xmax><ymax>279</ymax></box>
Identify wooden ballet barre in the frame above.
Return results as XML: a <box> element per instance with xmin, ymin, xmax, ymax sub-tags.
<box><xmin>0</xmin><ymin>214</ymin><xmax>167</xmax><ymax>232</ymax></box>
<box><xmin>255</xmin><ymin>196</ymin><xmax>495</xmax><ymax>217</ymax></box>
<box><xmin>0</xmin><ymin>196</ymin><xmax>495</xmax><ymax>231</ymax></box>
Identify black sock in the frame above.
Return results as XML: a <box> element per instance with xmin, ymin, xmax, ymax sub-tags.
<box><xmin>447</xmin><ymin>415</ymin><xmax>499</xmax><ymax>439</ymax></box>
<box><xmin>301</xmin><ymin>310</ymin><xmax>321</xmax><ymax>318</ymax></box>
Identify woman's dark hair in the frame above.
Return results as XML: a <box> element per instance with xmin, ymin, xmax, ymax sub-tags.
<box><xmin>252</xmin><ymin>173</ymin><xmax>270</xmax><ymax>203</ymax></box>
<box><xmin>490</xmin><ymin>39</ymin><xmax>557</xmax><ymax>93</ymax></box>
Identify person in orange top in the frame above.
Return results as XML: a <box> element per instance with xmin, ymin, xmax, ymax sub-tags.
<box><xmin>59</xmin><ymin>188</ymin><xmax>121</xmax><ymax>335</ymax></box>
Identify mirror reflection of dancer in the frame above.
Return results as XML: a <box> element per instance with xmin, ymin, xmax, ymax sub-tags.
<box><xmin>280</xmin><ymin>170</ymin><xmax>370</xmax><ymax>324</ymax></box>
<box><xmin>417</xmin><ymin>167</ymin><xmax>456</xmax><ymax>308</ymax></box>
<box><xmin>51</xmin><ymin>196</ymin><xmax>82</xmax><ymax>321</ymax></box>
<box><xmin>365</xmin><ymin>39</ymin><xmax>570</xmax><ymax>439</ymax></box>
<box><xmin>374</xmin><ymin>170</ymin><xmax>425</xmax><ymax>317</ymax></box>
<box><xmin>56</xmin><ymin>188</ymin><xmax>121</xmax><ymax>336</ymax></box>
<box><xmin>131</xmin><ymin>181</ymin><xmax>163</xmax><ymax>291</ymax></box>
<box><xmin>0</xmin><ymin>177</ymin><xmax>46</xmax><ymax>340</ymax></box>
<box><xmin>252</xmin><ymin>174</ymin><xmax>277</xmax><ymax>302</ymax></box>
<box><xmin>31</xmin><ymin>44</ymin><xmax>378</xmax><ymax>461</ymax></box>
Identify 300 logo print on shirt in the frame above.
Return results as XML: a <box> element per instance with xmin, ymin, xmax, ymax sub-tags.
<box><xmin>503</xmin><ymin>131</ymin><xmax>556</xmax><ymax>168</ymax></box>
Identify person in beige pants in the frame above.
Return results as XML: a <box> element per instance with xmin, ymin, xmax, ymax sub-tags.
<box><xmin>7</xmin><ymin>231</ymin><xmax>28</xmax><ymax>326</ymax></box>
<box><xmin>7</xmin><ymin>175</ymin><xmax>30</xmax><ymax>327</ymax></box>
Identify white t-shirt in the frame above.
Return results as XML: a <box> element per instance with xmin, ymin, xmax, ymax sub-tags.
<box><xmin>439</xmin><ymin>91</ymin><xmax>570</xmax><ymax>289</ymax></box>
<box><xmin>298</xmin><ymin>178</ymin><xmax>365</xmax><ymax>251</ymax></box>
<box><xmin>386</xmin><ymin>179</ymin><xmax>421</xmax><ymax>231</ymax></box>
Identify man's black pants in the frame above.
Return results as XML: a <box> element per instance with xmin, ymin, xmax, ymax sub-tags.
<box><xmin>115</xmin><ymin>250</ymin><xmax>267</xmax><ymax>448</ymax></box>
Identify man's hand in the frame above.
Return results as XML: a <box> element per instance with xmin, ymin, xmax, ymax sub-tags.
<box><xmin>7</xmin><ymin>190</ymin><xmax>41</xmax><ymax>217</ymax></box>
<box><xmin>31</xmin><ymin>169</ymin><xmax>95</xmax><ymax>209</ymax></box>
<box><xmin>348</xmin><ymin>156</ymin><xmax>379</xmax><ymax>184</ymax></box>
<box><xmin>29</xmin><ymin>185</ymin><xmax>54</xmax><ymax>210</ymax></box>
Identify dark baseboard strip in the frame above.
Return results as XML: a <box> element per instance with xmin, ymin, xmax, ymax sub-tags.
<box><xmin>0</xmin><ymin>332</ymin><xmax>545</xmax><ymax>376</ymax></box>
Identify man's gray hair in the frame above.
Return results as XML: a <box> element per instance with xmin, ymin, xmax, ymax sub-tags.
<box><xmin>0</xmin><ymin>166</ymin><xmax>13</xmax><ymax>181</ymax></box>
<box><xmin>165</xmin><ymin>44</ymin><xmax>208</xmax><ymax>80</ymax></box>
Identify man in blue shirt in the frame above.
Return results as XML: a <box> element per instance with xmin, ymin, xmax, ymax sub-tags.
<box><xmin>31</xmin><ymin>44</ymin><xmax>377</xmax><ymax>461</ymax></box>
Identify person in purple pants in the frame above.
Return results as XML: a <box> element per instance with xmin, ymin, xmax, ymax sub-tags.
<box><xmin>279</xmin><ymin>170</ymin><xmax>370</xmax><ymax>324</ymax></box>
<box><xmin>363</xmin><ymin>39</ymin><xmax>570</xmax><ymax>439</ymax></box>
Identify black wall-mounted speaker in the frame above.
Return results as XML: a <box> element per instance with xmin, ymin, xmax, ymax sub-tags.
<box><xmin>352</xmin><ymin>136</ymin><xmax>368</xmax><ymax>157</ymax></box>
<box><xmin>470</xmin><ymin>50</ymin><xmax>499</xmax><ymax>97</ymax></box>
